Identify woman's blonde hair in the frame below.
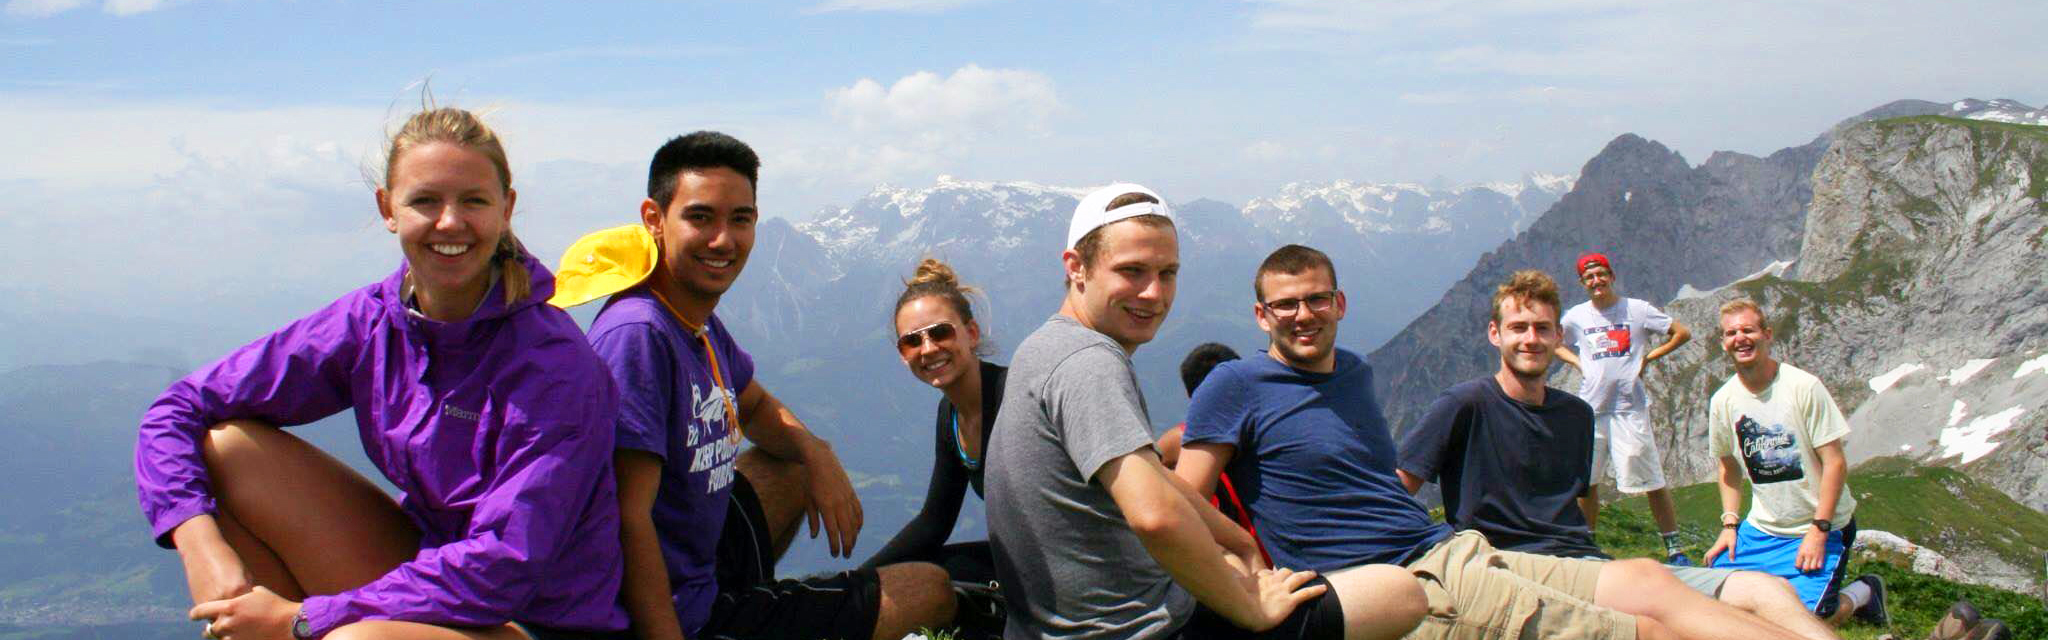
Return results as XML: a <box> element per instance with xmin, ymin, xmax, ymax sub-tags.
<box><xmin>382</xmin><ymin>105</ymin><xmax>530</xmax><ymax>304</ymax></box>
<box><xmin>896</xmin><ymin>257</ymin><xmax>994</xmax><ymax>357</ymax></box>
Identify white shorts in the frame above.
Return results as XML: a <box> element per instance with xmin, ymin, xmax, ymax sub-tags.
<box><xmin>1590</xmin><ymin>410</ymin><xmax>1667</xmax><ymax>493</ymax></box>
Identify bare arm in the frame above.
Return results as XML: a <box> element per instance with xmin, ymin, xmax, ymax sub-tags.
<box><xmin>1794</xmin><ymin>440</ymin><xmax>1849</xmax><ymax>572</ymax></box>
<box><xmin>1704</xmin><ymin>455</ymin><xmax>1746</xmax><ymax>566</ymax></box>
<box><xmin>1552</xmin><ymin>345</ymin><xmax>1582</xmax><ymax>370</ymax></box>
<box><xmin>1643</xmin><ymin>318</ymin><xmax>1690</xmax><ymax>364</ymax></box>
<box><xmin>1396</xmin><ymin>469</ymin><xmax>1427</xmax><ymax>495</ymax></box>
<box><xmin>616</xmin><ymin>451</ymin><xmax>688</xmax><ymax>640</ymax></box>
<box><xmin>735</xmin><ymin>379</ymin><xmax>863</xmax><ymax>557</ymax></box>
<box><xmin>1811</xmin><ymin>440</ymin><xmax>1846</xmax><ymax>524</ymax></box>
<box><xmin>1167</xmin><ymin>443</ymin><xmax>1262</xmax><ymax>571</ymax></box>
<box><xmin>1169</xmin><ymin>442</ymin><xmax>1231</xmax><ymax>501</ymax></box>
<box><xmin>1101</xmin><ymin>449</ymin><xmax>1322</xmax><ymax>631</ymax></box>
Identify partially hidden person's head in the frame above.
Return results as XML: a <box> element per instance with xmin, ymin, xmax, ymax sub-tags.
<box><xmin>1061</xmin><ymin>183</ymin><xmax>1179</xmax><ymax>353</ymax></box>
<box><xmin>640</xmin><ymin>131</ymin><xmax>761</xmax><ymax>308</ymax></box>
<box><xmin>894</xmin><ymin>257</ymin><xmax>991</xmax><ymax>390</ymax></box>
<box><xmin>1488</xmin><ymin>269</ymin><xmax>1563</xmax><ymax>381</ymax></box>
<box><xmin>1717</xmin><ymin>298</ymin><xmax>1774</xmax><ymax>369</ymax></box>
<box><xmin>1576</xmin><ymin>252</ymin><xmax>1616</xmax><ymax>303</ymax></box>
<box><xmin>375</xmin><ymin>106</ymin><xmax>527</xmax><ymax>314</ymax></box>
<box><xmin>1253</xmin><ymin>244</ymin><xmax>1346</xmax><ymax>372</ymax></box>
<box><xmin>1180</xmin><ymin>342</ymin><xmax>1240</xmax><ymax>397</ymax></box>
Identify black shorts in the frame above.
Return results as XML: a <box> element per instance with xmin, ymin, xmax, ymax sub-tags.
<box><xmin>1177</xmin><ymin>575</ymin><xmax>1344</xmax><ymax>640</ymax></box>
<box><xmin>697</xmin><ymin>474</ymin><xmax>884</xmax><ymax>640</ymax></box>
<box><xmin>511</xmin><ymin>622</ymin><xmax>632</xmax><ymax>640</ymax></box>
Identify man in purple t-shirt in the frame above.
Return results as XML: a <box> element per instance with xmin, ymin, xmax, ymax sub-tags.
<box><xmin>580</xmin><ymin>132</ymin><xmax>955</xmax><ymax>640</ymax></box>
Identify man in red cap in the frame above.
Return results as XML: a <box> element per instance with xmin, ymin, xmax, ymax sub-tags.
<box><xmin>1555</xmin><ymin>252</ymin><xmax>1694</xmax><ymax>563</ymax></box>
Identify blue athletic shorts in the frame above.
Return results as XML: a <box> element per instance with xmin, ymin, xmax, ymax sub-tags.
<box><xmin>1711</xmin><ymin>519</ymin><xmax>1854</xmax><ymax>615</ymax></box>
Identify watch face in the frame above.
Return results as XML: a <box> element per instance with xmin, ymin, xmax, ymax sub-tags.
<box><xmin>292</xmin><ymin>615</ymin><xmax>312</xmax><ymax>639</ymax></box>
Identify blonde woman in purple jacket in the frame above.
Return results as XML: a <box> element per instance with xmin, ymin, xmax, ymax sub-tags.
<box><xmin>134</xmin><ymin>108</ymin><xmax>629</xmax><ymax>640</ymax></box>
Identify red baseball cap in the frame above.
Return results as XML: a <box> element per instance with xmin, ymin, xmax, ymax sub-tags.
<box><xmin>1576</xmin><ymin>252</ymin><xmax>1610</xmax><ymax>276</ymax></box>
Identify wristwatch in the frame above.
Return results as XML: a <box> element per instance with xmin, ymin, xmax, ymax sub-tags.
<box><xmin>291</xmin><ymin>610</ymin><xmax>314</xmax><ymax>639</ymax></box>
<box><xmin>1810</xmin><ymin>518</ymin><xmax>1834</xmax><ymax>533</ymax></box>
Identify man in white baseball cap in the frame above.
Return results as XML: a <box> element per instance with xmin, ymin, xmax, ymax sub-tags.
<box><xmin>984</xmin><ymin>183</ymin><xmax>1429</xmax><ymax>640</ymax></box>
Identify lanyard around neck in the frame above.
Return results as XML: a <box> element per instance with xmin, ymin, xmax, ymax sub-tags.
<box><xmin>951</xmin><ymin>407</ymin><xmax>981</xmax><ymax>471</ymax></box>
<box><xmin>648</xmin><ymin>287</ymin><xmax>742</xmax><ymax>443</ymax></box>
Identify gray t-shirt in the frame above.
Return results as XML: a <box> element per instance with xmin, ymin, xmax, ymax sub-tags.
<box><xmin>985</xmin><ymin>315</ymin><xmax>1192</xmax><ymax>640</ymax></box>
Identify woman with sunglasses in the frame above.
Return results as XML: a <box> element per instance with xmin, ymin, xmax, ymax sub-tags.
<box><xmin>861</xmin><ymin>258</ymin><xmax>1006</xmax><ymax>634</ymax></box>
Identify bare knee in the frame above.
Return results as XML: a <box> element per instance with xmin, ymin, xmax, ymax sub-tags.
<box><xmin>1596</xmin><ymin>558</ymin><xmax>1691</xmax><ymax>617</ymax></box>
<box><xmin>1720</xmin><ymin>571</ymin><xmax>1798</xmax><ymax>609</ymax></box>
<box><xmin>874</xmin><ymin>562</ymin><xmax>955</xmax><ymax>640</ymax></box>
<box><xmin>199</xmin><ymin>419</ymin><xmax>275</xmax><ymax>469</ymax></box>
<box><xmin>1328</xmin><ymin>564</ymin><xmax>1426</xmax><ymax>640</ymax></box>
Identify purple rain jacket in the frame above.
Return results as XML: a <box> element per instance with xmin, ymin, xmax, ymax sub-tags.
<box><xmin>134</xmin><ymin>254</ymin><xmax>629</xmax><ymax>636</ymax></box>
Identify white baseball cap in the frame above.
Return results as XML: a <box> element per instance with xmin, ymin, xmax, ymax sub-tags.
<box><xmin>1067</xmin><ymin>183</ymin><xmax>1176</xmax><ymax>250</ymax></box>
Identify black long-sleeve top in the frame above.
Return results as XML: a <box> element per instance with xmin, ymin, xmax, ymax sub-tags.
<box><xmin>862</xmin><ymin>361</ymin><xmax>1007</xmax><ymax>568</ymax></box>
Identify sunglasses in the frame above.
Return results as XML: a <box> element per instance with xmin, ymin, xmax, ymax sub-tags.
<box><xmin>896</xmin><ymin>321</ymin><xmax>959</xmax><ymax>352</ymax></box>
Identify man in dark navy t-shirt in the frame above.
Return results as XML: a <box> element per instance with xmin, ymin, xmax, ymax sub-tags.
<box><xmin>1397</xmin><ymin>377</ymin><xmax>1603</xmax><ymax>558</ymax></box>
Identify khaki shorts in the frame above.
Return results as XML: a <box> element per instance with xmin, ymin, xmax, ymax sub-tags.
<box><xmin>1402</xmin><ymin>531</ymin><xmax>1637</xmax><ymax>640</ymax></box>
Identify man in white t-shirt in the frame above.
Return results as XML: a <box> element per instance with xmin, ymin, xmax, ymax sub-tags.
<box><xmin>1703</xmin><ymin>298</ymin><xmax>1886</xmax><ymax>628</ymax></box>
<box><xmin>1554</xmin><ymin>252</ymin><xmax>1693</xmax><ymax>563</ymax></box>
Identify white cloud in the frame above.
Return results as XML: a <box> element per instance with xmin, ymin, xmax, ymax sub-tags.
<box><xmin>827</xmin><ymin>64</ymin><xmax>1061</xmax><ymax>137</ymax></box>
<box><xmin>1398</xmin><ymin>91</ymin><xmax>1473</xmax><ymax>105</ymax></box>
<box><xmin>807</xmin><ymin>0</ymin><xmax>992</xmax><ymax>14</ymax></box>
<box><xmin>0</xmin><ymin>36</ymin><xmax>57</xmax><ymax>46</ymax></box>
<box><xmin>103</xmin><ymin>0</ymin><xmax>182</xmax><ymax>16</ymax></box>
<box><xmin>1243</xmin><ymin>140</ymin><xmax>1288</xmax><ymax>162</ymax></box>
<box><xmin>4</xmin><ymin>0</ymin><xmax>183</xmax><ymax>16</ymax></box>
<box><xmin>4</xmin><ymin>0</ymin><xmax>85</xmax><ymax>17</ymax></box>
<box><xmin>479</xmin><ymin>44</ymin><xmax>747</xmax><ymax>69</ymax></box>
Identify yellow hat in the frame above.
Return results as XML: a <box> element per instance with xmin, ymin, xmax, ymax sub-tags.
<box><xmin>549</xmin><ymin>224</ymin><xmax>659</xmax><ymax>308</ymax></box>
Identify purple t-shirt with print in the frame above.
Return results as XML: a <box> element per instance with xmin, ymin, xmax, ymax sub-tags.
<box><xmin>588</xmin><ymin>287</ymin><xmax>755</xmax><ymax>636</ymax></box>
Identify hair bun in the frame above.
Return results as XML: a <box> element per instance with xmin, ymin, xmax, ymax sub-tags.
<box><xmin>909</xmin><ymin>258</ymin><xmax>959</xmax><ymax>288</ymax></box>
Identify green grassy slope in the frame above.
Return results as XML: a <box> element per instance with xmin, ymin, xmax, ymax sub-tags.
<box><xmin>1598</xmin><ymin>457</ymin><xmax>2048</xmax><ymax>639</ymax></box>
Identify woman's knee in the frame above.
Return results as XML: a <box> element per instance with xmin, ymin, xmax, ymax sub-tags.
<box><xmin>198</xmin><ymin>419</ymin><xmax>278</xmax><ymax>469</ymax></box>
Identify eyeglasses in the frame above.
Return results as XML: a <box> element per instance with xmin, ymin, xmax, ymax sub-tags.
<box><xmin>1261</xmin><ymin>291</ymin><xmax>1339</xmax><ymax>318</ymax></box>
<box><xmin>896</xmin><ymin>321</ymin><xmax>958</xmax><ymax>353</ymax></box>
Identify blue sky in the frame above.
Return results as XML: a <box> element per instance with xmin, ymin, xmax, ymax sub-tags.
<box><xmin>3</xmin><ymin>0</ymin><xmax>2045</xmax><ymax>365</ymax></box>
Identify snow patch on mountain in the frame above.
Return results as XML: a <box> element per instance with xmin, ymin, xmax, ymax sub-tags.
<box><xmin>1940</xmin><ymin>406</ymin><xmax>2028</xmax><ymax>464</ymax></box>
<box><xmin>1242</xmin><ymin>173</ymin><xmax>1574</xmax><ymax>236</ymax></box>
<box><xmin>1949</xmin><ymin>98</ymin><xmax>2048</xmax><ymax>126</ymax></box>
<box><xmin>1941</xmin><ymin>359</ymin><xmax>1998</xmax><ymax>386</ymax></box>
<box><xmin>2015</xmin><ymin>352</ymin><xmax>2048</xmax><ymax>379</ymax></box>
<box><xmin>1870</xmin><ymin>363</ymin><xmax>1927</xmax><ymax>393</ymax></box>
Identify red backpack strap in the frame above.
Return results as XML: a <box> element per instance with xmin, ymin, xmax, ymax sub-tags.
<box><xmin>1216</xmin><ymin>473</ymin><xmax>1272</xmax><ymax>567</ymax></box>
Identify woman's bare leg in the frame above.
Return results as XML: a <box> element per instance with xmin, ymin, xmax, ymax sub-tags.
<box><xmin>201</xmin><ymin>419</ymin><xmax>419</xmax><ymax>596</ymax></box>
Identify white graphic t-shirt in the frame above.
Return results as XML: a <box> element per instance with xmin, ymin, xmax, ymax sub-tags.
<box><xmin>1561</xmin><ymin>298</ymin><xmax>1673</xmax><ymax>413</ymax></box>
<box><xmin>1708</xmin><ymin>363</ymin><xmax>1857</xmax><ymax>537</ymax></box>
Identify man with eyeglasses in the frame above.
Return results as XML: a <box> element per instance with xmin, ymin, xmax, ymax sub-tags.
<box><xmin>985</xmin><ymin>189</ymin><xmax>1428</xmax><ymax>640</ymax></box>
<box><xmin>1554</xmin><ymin>252</ymin><xmax>1693</xmax><ymax>564</ymax></box>
<box><xmin>1176</xmin><ymin>252</ymin><xmax>1836</xmax><ymax>640</ymax></box>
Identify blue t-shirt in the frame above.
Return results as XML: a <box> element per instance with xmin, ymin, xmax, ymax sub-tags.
<box><xmin>1182</xmin><ymin>349</ymin><xmax>1450</xmax><ymax>572</ymax></box>
<box><xmin>587</xmin><ymin>288</ymin><xmax>755</xmax><ymax>636</ymax></box>
<box><xmin>1397</xmin><ymin>377</ymin><xmax>1603</xmax><ymax>558</ymax></box>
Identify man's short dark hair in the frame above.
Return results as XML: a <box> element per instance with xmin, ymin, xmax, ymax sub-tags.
<box><xmin>1180</xmin><ymin>342</ymin><xmax>1241</xmax><ymax>396</ymax></box>
<box><xmin>1254</xmin><ymin>244</ymin><xmax>1338</xmax><ymax>300</ymax></box>
<box><xmin>647</xmin><ymin>131</ymin><xmax>760</xmax><ymax>210</ymax></box>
